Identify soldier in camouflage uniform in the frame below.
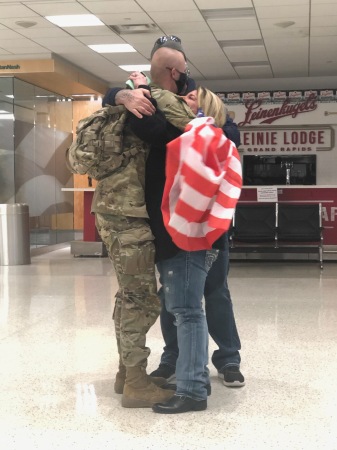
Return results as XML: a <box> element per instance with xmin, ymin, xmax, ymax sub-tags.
<box><xmin>92</xmin><ymin>89</ymin><xmax>175</xmax><ymax>409</ymax></box>
<box><xmin>97</xmin><ymin>38</ymin><xmax>193</xmax><ymax>409</ymax></box>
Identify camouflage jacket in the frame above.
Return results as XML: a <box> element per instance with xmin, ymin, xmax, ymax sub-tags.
<box><xmin>91</xmin><ymin>85</ymin><xmax>194</xmax><ymax>217</ymax></box>
<box><xmin>150</xmin><ymin>84</ymin><xmax>195</xmax><ymax>131</ymax></box>
<box><xmin>91</xmin><ymin>120</ymin><xmax>149</xmax><ymax>217</ymax></box>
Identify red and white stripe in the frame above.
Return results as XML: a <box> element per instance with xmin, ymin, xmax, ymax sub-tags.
<box><xmin>161</xmin><ymin>117</ymin><xmax>242</xmax><ymax>251</ymax></box>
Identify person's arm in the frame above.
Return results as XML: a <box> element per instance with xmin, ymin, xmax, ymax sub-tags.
<box><xmin>128</xmin><ymin>96</ymin><xmax>170</xmax><ymax>144</ymax></box>
<box><xmin>222</xmin><ymin>116</ymin><xmax>241</xmax><ymax>147</ymax></box>
<box><xmin>102</xmin><ymin>87</ymin><xmax>156</xmax><ymax>119</ymax></box>
<box><xmin>151</xmin><ymin>87</ymin><xmax>195</xmax><ymax>131</ymax></box>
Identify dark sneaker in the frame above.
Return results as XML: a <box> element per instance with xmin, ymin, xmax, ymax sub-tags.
<box><xmin>150</xmin><ymin>364</ymin><xmax>176</xmax><ymax>382</ymax></box>
<box><xmin>218</xmin><ymin>366</ymin><xmax>245</xmax><ymax>387</ymax></box>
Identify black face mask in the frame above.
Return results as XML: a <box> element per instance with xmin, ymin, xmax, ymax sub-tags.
<box><xmin>175</xmin><ymin>72</ymin><xmax>188</xmax><ymax>95</ymax></box>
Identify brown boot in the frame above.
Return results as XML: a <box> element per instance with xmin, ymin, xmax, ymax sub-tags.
<box><xmin>114</xmin><ymin>363</ymin><xmax>127</xmax><ymax>394</ymax></box>
<box><xmin>115</xmin><ymin>371</ymin><xmax>169</xmax><ymax>394</ymax></box>
<box><xmin>122</xmin><ymin>366</ymin><xmax>175</xmax><ymax>408</ymax></box>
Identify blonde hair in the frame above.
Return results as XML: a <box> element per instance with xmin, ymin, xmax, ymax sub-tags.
<box><xmin>197</xmin><ymin>86</ymin><xmax>226</xmax><ymax>128</ymax></box>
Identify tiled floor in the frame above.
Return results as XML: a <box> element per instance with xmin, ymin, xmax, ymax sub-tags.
<box><xmin>1</xmin><ymin>247</ymin><xmax>337</xmax><ymax>450</ymax></box>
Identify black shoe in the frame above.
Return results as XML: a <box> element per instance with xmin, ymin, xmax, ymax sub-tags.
<box><xmin>218</xmin><ymin>366</ymin><xmax>245</xmax><ymax>387</ymax></box>
<box><xmin>150</xmin><ymin>364</ymin><xmax>176</xmax><ymax>382</ymax></box>
<box><xmin>152</xmin><ymin>395</ymin><xmax>207</xmax><ymax>414</ymax></box>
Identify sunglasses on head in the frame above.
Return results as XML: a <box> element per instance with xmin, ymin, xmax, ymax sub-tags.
<box><xmin>155</xmin><ymin>35</ymin><xmax>182</xmax><ymax>45</ymax></box>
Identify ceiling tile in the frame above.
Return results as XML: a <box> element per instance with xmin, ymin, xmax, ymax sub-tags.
<box><xmin>195</xmin><ymin>0</ymin><xmax>253</xmax><ymax>7</ymax></box>
<box><xmin>95</xmin><ymin>12</ymin><xmax>153</xmax><ymax>25</ymax></box>
<box><xmin>54</xmin><ymin>25</ymin><xmax>113</xmax><ymax>37</ymax></box>
<box><xmin>224</xmin><ymin>46</ymin><xmax>268</xmax><ymax>63</ymax></box>
<box><xmin>81</xmin><ymin>1</ymin><xmax>143</xmax><ymax>13</ymax></box>
<box><xmin>261</xmin><ymin>26</ymin><xmax>309</xmax><ymax>38</ymax></box>
<box><xmin>0</xmin><ymin>29</ymin><xmax>27</xmax><ymax>39</ymax></box>
<box><xmin>149</xmin><ymin>10</ymin><xmax>203</xmax><ymax>23</ymax></box>
<box><xmin>235</xmin><ymin>65</ymin><xmax>273</xmax><ymax>78</ymax></box>
<box><xmin>311</xmin><ymin>3</ymin><xmax>337</xmax><ymax>14</ymax></box>
<box><xmin>0</xmin><ymin>48</ymin><xmax>11</xmax><ymax>55</ymax></box>
<box><xmin>253</xmin><ymin>0</ymin><xmax>308</xmax><ymax>5</ymax></box>
<box><xmin>77</xmin><ymin>35</ymin><xmax>125</xmax><ymax>45</ymax></box>
<box><xmin>259</xmin><ymin>16</ymin><xmax>308</xmax><ymax>29</ymax></box>
<box><xmin>254</xmin><ymin>5</ymin><xmax>309</xmax><ymax>18</ymax></box>
<box><xmin>0</xmin><ymin>17</ymin><xmax>54</xmax><ymax>29</ymax></box>
<box><xmin>159</xmin><ymin>21</ymin><xmax>209</xmax><ymax>34</ymax></box>
<box><xmin>311</xmin><ymin>15</ymin><xmax>337</xmax><ymax>27</ymax></box>
<box><xmin>0</xmin><ymin>0</ymin><xmax>336</xmax><ymax>92</ymax></box>
<box><xmin>0</xmin><ymin>4</ymin><xmax>39</xmax><ymax>17</ymax></box>
<box><xmin>28</xmin><ymin>2</ymin><xmax>87</xmax><ymax>15</ymax></box>
<box><xmin>311</xmin><ymin>26</ymin><xmax>337</xmax><ymax>37</ymax></box>
<box><xmin>137</xmin><ymin>0</ymin><xmax>197</xmax><ymax>10</ymax></box>
<box><xmin>214</xmin><ymin>29</ymin><xmax>262</xmax><ymax>40</ymax></box>
<box><xmin>208</xmin><ymin>18</ymin><xmax>260</xmax><ymax>32</ymax></box>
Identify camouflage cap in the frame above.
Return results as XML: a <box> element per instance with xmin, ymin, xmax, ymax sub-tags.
<box><xmin>150</xmin><ymin>35</ymin><xmax>186</xmax><ymax>60</ymax></box>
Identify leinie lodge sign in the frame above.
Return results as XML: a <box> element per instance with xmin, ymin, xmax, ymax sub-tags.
<box><xmin>240</xmin><ymin>126</ymin><xmax>333</xmax><ymax>153</ymax></box>
<box><xmin>238</xmin><ymin>94</ymin><xmax>317</xmax><ymax>126</ymax></box>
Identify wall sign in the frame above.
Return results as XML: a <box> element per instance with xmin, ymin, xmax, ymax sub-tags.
<box><xmin>240</xmin><ymin>125</ymin><xmax>333</xmax><ymax>154</ymax></box>
<box><xmin>238</xmin><ymin>95</ymin><xmax>318</xmax><ymax>126</ymax></box>
<box><xmin>0</xmin><ymin>64</ymin><xmax>20</xmax><ymax>70</ymax></box>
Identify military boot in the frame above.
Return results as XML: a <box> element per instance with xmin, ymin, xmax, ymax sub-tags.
<box><xmin>114</xmin><ymin>364</ymin><xmax>169</xmax><ymax>394</ymax></box>
<box><xmin>114</xmin><ymin>361</ymin><xmax>127</xmax><ymax>394</ymax></box>
<box><xmin>121</xmin><ymin>366</ymin><xmax>175</xmax><ymax>408</ymax></box>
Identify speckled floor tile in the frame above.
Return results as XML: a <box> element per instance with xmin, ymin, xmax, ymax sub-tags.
<box><xmin>1</xmin><ymin>248</ymin><xmax>337</xmax><ymax>450</ymax></box>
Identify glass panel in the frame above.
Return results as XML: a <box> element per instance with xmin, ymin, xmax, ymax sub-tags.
<box><xmin>12</xmin><ymin>78</ymin><xmax>74</xmax><ymax>248</ymax></box>
<box><xmin>0</xmin><ymin>77</ymin><xmax>14</xmax><ymax>203</ymax></box>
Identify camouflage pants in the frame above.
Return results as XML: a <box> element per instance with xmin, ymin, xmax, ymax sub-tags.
<box><xmin>95</xmin><ymin>213</ymin><xmax>161</xmax><ymax>368</ymax></box>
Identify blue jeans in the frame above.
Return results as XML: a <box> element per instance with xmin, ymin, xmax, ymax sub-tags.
<box><xmin>156</xmin><ymin>249</ymin><xmax>218</xmax><ymax>401</ymax></box>
<box><xmin>159</xmin><ymin>235</ymin><xmax>241</xmax><ymax>372</ymax></box>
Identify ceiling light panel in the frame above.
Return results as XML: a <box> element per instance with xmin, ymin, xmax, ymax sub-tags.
<box><xmin>45</xmin><ymin>15</ymin><xmax>104</xmax><ymax>27</ymax></box>
<box><xmin>119</xmin><ymin>64</ymin><xmax>151</xmax><ymax>72</ymax></box>
<box><xmin>201</xmin><ymin>8</ymin><xmax>255</xmax><ymax>20</ymax></box>
<box><xmin>88</xmin><ymin>44</ymin><xmax>137</xmax><ymax>53</ymax></box>
<box><xmin>220</xmin><ymin>39</ymin><xmax>264</xmax><ymax>47</ymax></box>
<box><xmin>109</xmin><ymin>24</ymin><xmax>159</xmax><ymax>34</ymax></box>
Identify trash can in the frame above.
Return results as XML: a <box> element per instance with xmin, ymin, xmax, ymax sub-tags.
<box><xmin>0</xmin><ymin>203</ymin><xmax>31</xmax><ymax>265</ymax></box>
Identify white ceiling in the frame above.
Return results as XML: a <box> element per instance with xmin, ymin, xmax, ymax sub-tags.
<box><xmin>1</xmin><ymin>0</ymin><xmax>337</xmax><ymax>93</ymax></box>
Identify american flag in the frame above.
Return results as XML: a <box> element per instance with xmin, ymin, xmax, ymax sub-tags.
<box><xmin>161</xmin><ymin>117</ymin><xmax>242</xmax><ymax>251</ymax></box>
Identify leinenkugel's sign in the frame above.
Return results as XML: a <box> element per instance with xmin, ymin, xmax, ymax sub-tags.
<box><xmin>238</xmin><ymin>94</ymin><xmax>317</xmax><ymax>126</ymax></box>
